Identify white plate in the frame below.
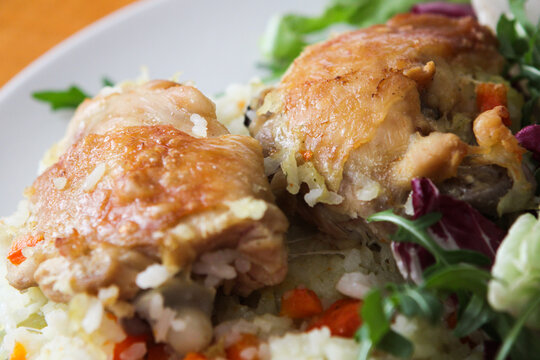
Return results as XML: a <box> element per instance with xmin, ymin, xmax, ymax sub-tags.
<box><xmin>0</xmin><ymin>0</ymin><xmax>327</xmax><ymax>217</ymax></box>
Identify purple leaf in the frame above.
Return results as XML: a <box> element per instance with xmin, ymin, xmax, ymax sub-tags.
<box><xmin>411</xmin><ymin>2</ymin><xmax>476</xmax><ymax>18</ymax></box>
<box><xmin>392</xmin><ymin>178</ymin><xmax>506</xmax><ymax>283</ymax></box>
<box><xmin>516</xmin><ymin>124</ymin><xmax>540</xmax><ymax>162</ymax></box>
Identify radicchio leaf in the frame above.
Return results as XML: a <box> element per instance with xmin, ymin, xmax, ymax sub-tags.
<box><xmin>392</xmin><ymin>178</ymin><xmax>506</xmax><ymax>283</ymax></box>
<box><xmin>515</xmin><ymin>124</ymin><xmax>540</xmax><ymax>162</ymax></box>
<box><xmin>411</xmin><ymin>2</ymin><xmax>475</xmax><ymax>18</ymax></box>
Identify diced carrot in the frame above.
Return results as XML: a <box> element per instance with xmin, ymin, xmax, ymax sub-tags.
<box><xmin>302</xmin><ymin>150</ymin><xmax>314</xmax><ymax>162</ymax></box>
<box><xmin>307</xmin><ymin>298</ymin><xmax>362</xmax><ymax>338</ymax></box>
<box><xmin>225</xmin><ymin>333</ymin><xmax>260</xmax><ymax>360</ymax></box>
<box><xmin>7</xmin><ymin>234</ymin><xmax>44</xmax><ymax>265</ymax></box>
<box><xmin>183</xmin><ymin>353</ymin><xmax>208</xmax><ymax>360</ymax></box>
<box><xmin>280</xmin><ymin>288</ymin><xmax>323</xmax><ymax>319</ymax></box>
<box><xmin>476</xmin><ymin>83</ymin><xmax>510</xmax><ymax>126</ymax></box>
<box><xmin>105</xmin><ymin>312</ymin><xmax>118</xmax><ymax>322</ymax></box>
<box><xmin>9</xmin><ymin>342</ymin><xmax>26</xmax><ymax>360</ymax></box>
<box><xmin>113</xmin><ymin>334</ymin><xmax>149</xmax><ymax>360</ymax></box>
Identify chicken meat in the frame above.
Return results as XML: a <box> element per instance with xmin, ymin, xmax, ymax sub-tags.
<box><xmin>250</xmin><ymin>14</ymin><xmax>534</xmax><ymax>240</ymax></box>
<box><xmin>7</xmin><ymin>80</ymin><xmax>288</xmax><ymax>303</ymax></box>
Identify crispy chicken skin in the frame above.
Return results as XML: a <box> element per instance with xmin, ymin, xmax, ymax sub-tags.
<box><xmin>251</xmin><ymin>14</ymin><xmax>533</xmax><ymax>235</ymax></box>
<box><xmin>7</xmin><ymin>81</ymin><xmax>288</xmax><ymax>302</ymax></box>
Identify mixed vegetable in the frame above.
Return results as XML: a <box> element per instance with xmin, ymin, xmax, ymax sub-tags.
<box><xmin>358</xmin><ymin>179</ymin><xmax>540</xmax><ymax>360</ymax></box>
<box><xmin>28</xmin><ymin>0</ymin><xmax>540</xmax><ymax>359</ymax></box>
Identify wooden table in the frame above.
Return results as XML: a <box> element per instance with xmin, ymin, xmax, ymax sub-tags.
<box><xmin>0</xmin><ymin>0</ymin><xmax>138</xmax><ymax>87</ymax></box>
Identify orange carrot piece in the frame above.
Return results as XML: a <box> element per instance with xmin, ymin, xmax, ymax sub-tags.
<box><xmin>476</xmin><ymin>83</ymin><xmax>510</xmax><ymax>126</ymax></box>
<box><xmin>183</xmin><ymin>353</ymin><xmax>207</xmax><ymax>360</ymax></box>
<box><xmin>7</xmin><ymin>234</ymin><xmax>44</xmax><ymax>265</ymax></box>
<box><xmin>9</xmin><ymin>342</ymin><xmax>26</xmax><ymax>360</ymax></box>
<box><xmin>280</xmin><ymin>288</ymin><xmax>323</xmax><ymax>319</ymax></box>
<box><xmin>308</xmin><ymin>298</ymin><xmax>362</xmax><ymax>338</ymax></box>
<box><xmin>225</xmin><ymin>333</ymin><xmax>260</xmax><ymax>360</ymax></box>
<box><xmin>113</xmin><ymin>334</ymin><xmax>148</xmax><ymax>360</ymax></box>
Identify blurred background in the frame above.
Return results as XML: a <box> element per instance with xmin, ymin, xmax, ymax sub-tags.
<box><xmin>0</xmin><ymin>0</ymin><xmax>135</xmax><ymax>86</ymax></box>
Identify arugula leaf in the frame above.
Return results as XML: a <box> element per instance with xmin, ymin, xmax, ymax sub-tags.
<box><xmin>368</xmin><ymin>210</ymin><xmax>449</xmax><ymax>265</ymax></box>
<box><xmin>32</xmin><ymin>86</ymin><xmax>90</xmax><ymax>110</ymax></box>
<box><xmin>377</xmin><ymin>330</ymin><xmax>414</xmax><ymax>358</ymax></box>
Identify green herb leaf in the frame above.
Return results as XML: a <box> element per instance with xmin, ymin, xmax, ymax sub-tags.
<box><xmin>392</xmin><ymin>286</ymin><xmax>443</xmax><ymax>324</ymax></box>
<box><xmin>32</xmin><ymin>86</ymin><xmax>90</xmax><ymax>110</ymax></box>
<box><xmin>32</xmin><ymin>76</ymin><xmax>114</xmax><ymax>111</ymax></box>
<box><xmin>508</xmin><ymin>0</ymin><xmax>534</xmax><ymax>34</ymax></box>
<box><xmin>377</xmin><ymin>330</ymin><xmax>414</xmax><ymax>358</ymax></box>
<box><xmin>424</xmin><ymin>264</ymin><xmax>490</xmax><ymax>296</ymax></box>
<box><xmin>496</xmin><ymin>296</ymin><xmax>540</xmax><ymax>360</ymax></box>
<box><xmin>361</xmin><ymin>289</ymin><xmax>391</xmax><ymax>344</ymax></box>
<box><xmin>454</xmin><ymin>294</ymin><xmax>492</xmax><ymax>337</ymax></box>
<box><xmin>356</xmin><ymin>289</ymin><xmax>394</xmax><ymax>360</ymax></box>
<box><xmin>496</xmin><ymin>1</ymin><xmax>540</xmax><ymax>126</ymax></box>
<box><xmin>102</xmin><ymin>77</ymin><xmax>115</xmax><ymax>87</ymax></box>
<box><xmin>368</xmin><ymin>210</ymin><xmax>448</xmax><ymax>265</ymax></box>
<box><xmin>355</xmin><ymin>326</ymin><xmax>373</xmax><ymax>360</ymax></box>
<box><xmin>443</xmin><ymin>249</ymin><xmax>491</xmax><ymax>267</ymax></box>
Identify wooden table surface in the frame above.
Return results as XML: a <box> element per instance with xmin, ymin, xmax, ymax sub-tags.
<box><xmin>0</xmin><ymin>0</ymin><xmax>138</xmax><ymax>87</ymax></box>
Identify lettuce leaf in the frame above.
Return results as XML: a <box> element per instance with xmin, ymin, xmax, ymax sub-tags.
<box><xmin>488</xmin><ymin>213</ymin><xmax>540</xmax><ymax>330</ymax></box>
<box><xmin>259</xmin><ymin>0</ymin><xmax>470</xmax><ymax>79</ymax></box>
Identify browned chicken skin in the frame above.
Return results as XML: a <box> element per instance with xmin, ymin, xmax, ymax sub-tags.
<box><xmin>251</xmin><ymin>14</ymin><xmax>534</xmax><ymax>237</ymax></box>
<box><xmin>7</xmin><ymin>81</ymin><xmax>288</xmax><ymax>303</ymax></box>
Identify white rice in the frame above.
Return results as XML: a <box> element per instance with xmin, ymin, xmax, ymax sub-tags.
<box><xmin>81</xmin><ymin>163</ymin><xmax>106</xmax><ymax>192</ymax></box>
<box><xmin>81</xmin><ymin>297</ymin><xmax>104</xmax><ymax>334</ymax></box>
<box><xmin>52</xmin><ymin>177</ymin><xmax>67</xmax><ymax>190</ymax></box>
<box><xmin>135</xmin><ymin>264</ymin><xmax>172</xmax><ymax>290</ymax></box>
<box><xmin>190</xmin><ymin>113</ymin><xmax>208</xmax><ymax>138</ymax></box>
<box><xmin>336</xmin><ymin>272</ymin><xmax>380</xmax><ymax>300</ymax></box>
<box><xmin>192</xmin><ymin>249</ymin><xmax>240</xmax><ymax>288</ymax></box>
<box><xmin>0</xmin><ymin>219</ymin><xmax>126</xmax><ymax>360</ymax></box>
<box><xmin>269</xmin><ymin>327</ymin><xmax>358</xmax><ymax>360</ymax></box>
<box><xmin>214</xmin><ymin>78</ymin><xmax>267</xmax><ymax>136</ymax></box>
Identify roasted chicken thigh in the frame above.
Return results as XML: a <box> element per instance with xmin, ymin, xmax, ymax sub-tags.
<box><xmin>5</xmin><ymin>81</ymin><xmax>288</xmax><ymax>354</ymax></box>
<box><xmin>250</xmin><ymin>14</ymin><xmax>534</xmax><ymax>239</ymax></box>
